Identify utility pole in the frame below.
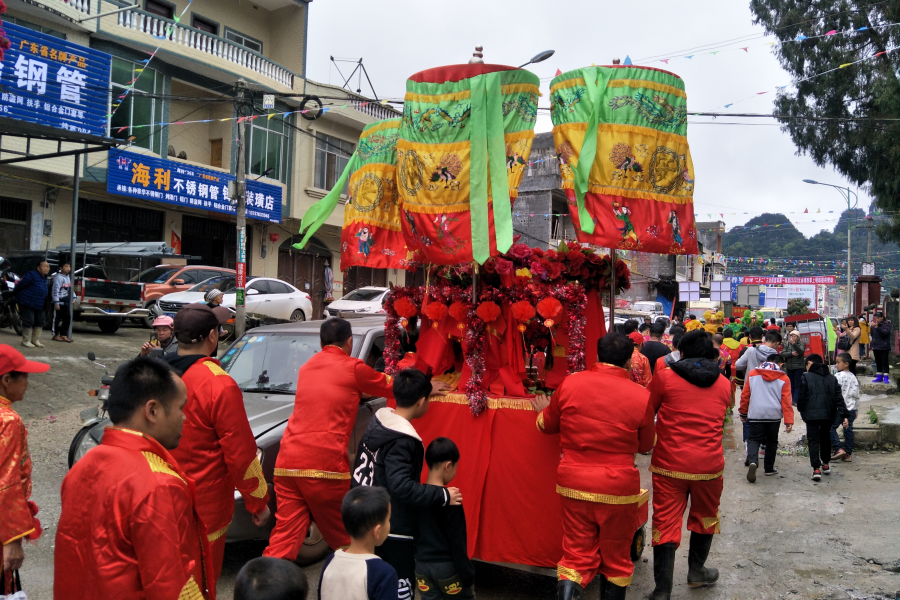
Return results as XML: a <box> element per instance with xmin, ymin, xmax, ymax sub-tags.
<box><xmin>234</xmin><ymin>79</ymin><xmax>249</xmax><ymax>338</ymax></box>
<box><xmin>865</xmin><ymin>216</ymin><xmax>874</xmax><ymax>262</ymax></box>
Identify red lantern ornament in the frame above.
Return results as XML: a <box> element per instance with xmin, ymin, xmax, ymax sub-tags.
<box><xmin>476</xmin><ymin>301</ymin><xmax>502</xmax><ymax>324</ymax></box>
<box><xmin>511</xmin><ymin>301</ymin><xmax>536</xmax><ymax>323</ymax></box>
<box><xmin>536</xmin><ymin>297</ymin><xmax>563</xmax><ymax>321</ymax></box>
<box><xmin>544</xmin><ymin>319</ymin><xmax>555</xmax><ymax>328</ymax></box>
<box><xmin>394</xmin><ymin>297</ymin><xmax>418</xmax><ymax>319</ymax></box>
<box><xmin>449</xmin><ymin>301</ymin><xmax>469</xmax><ymax>322</ymax></box>
<box><xmin>423</xmin><ymin>301</ymin><xmax>449</xmax><ymax>323</ymax></box>
<box><xmin>518</xmin><ymin>323</ymin><xmax>527</xmax><ymax>332</ymax></box>
<box><xmin>400</xmin><ymin>318</ymin><xmax>409</xmax><ymax>329</ymax></box>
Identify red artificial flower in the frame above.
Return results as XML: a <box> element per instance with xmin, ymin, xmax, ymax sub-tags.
<box><xmin>482</xmin><ymin>258</ymin><xmax>496</xmax><ymax>274</ymax></box>
<box><xmin>508</xmin><ymin>243</ymin><xmax>533</xmax><ymax>260</ymax></box>
<box><xmin>0</xmin><ymin>37</ymin><xmax>9</xmax><ymax>50</ymax></box>
<box><xmin>511</xmin><ymin>301</ymin><xmax>536</xmax><ymax>322</ymax></box>
<box><xmin>423</xmin><ymin>302</ymin><xmax>448</xmax><ymax>322</ymax></box>
<box><xmin>530</xmin><ymin>259</ymin><xmax>547</xmax><ymax>278</ymax></box>
<box><xmin>545</xmin><ymin>249</ymin><xmax>559</xmax><ymax>261</ymax></box>
<box><xmin>531</xmin><ymin>247</ymin><xmax>545</xmax><ymax>258</ymax></box>
<box><xmin>494</xmin><ymin>258</ymin><xmax>513</xmax><ymax>275</ymax></box>
<box><xmin>546</xmin><ymin>261</ymin><xmax>564</xmax><ymax>280</ymax></box>
<box><xmin>449</xmin><ymin>301</ymin><xmax>469</xmax><ymax>322</ymax></box>
<box><xmin>0</xmin><ymin>1</ymin><xmax>7</xmax><ymax>14</ymax></box>
<box><xmin>476</xmin><ymin>301</ymin><xmax>501</xmax><ymax>324</ymax></box>
<box><xmin>393</xmin><ymin>297</ymin><xmax>418</xmax><ymax>318</ymax></box>
<box><xmin>537</xmin><ymin>297</ymin><xmax>563</xmax><ymax>320</ymax></box>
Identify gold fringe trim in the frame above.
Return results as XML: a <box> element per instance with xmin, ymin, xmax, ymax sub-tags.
<box><xmin>397</xmin><ymin>139</ymin><xmax>472</xmax><ymax>153</ymax></box>
<box><xmin>557</xmin><ymin>180</ymin><xmax>694</xmax><ymax>204</ymax></box>
<box><xmin>501</xmin><ymin>83</ymin><xmax>542</xmax><ymax>96</ymax></box>
<box><xmin>273</xmin><ymin>468</ymin><xmax>351</xmax><ymax>480</ymax></box>
<box><xmin>207</xmin><ymin>524</ymin><xmax>230</xmax><ymax>542</ymax></box>
<box><xmin>536</xmin><ymin>412</ymin><xmax>545</xmax><ymax>432</ymax></box>
<box><xmin>243</xmin><ymin>458</ymin><xmax>268</xmax><ymax>499</ymax></box>
<box><xmin>556</xmin><ymin>485</ymin><xmax>644</xmax><ymax>504</ymax></box>
<box><xmin>142</xmin><ymin>451</ymin><xmax>186</xmax><ymax>484</ymax></box>
<box><xmin>361</xmin><ymin>119</ymin><xmax>401</xmax><ymax>137</ymax></box>
<box><xmin>649</xmin><ymin>465</ymin><xmax>723</xmax><ymax>481</ymax></box>
<box><xmin>557</xmin><ymin>565</ymin><xmax>583</xmax><ymax>584</ymax></box>
<box><xmin>550</xmin><ymin>77</ymin><xmax>586</xmax><ymax>94</ymax></box>
<box><xmin>429</xmin><ymin>393</ymin><xmax>536</xmax><ymax>411</ymax></box>
<box><xmin>553</xmin><ymin>121</ymin><xmax>689</xmax><ymax>145</ymax></box>
<box><xmin>607</xmin><ymin>575</ymin><xmax>634</xmax><ymax>587</ymax></box>
<box><xmin>344</xmin><ymin>215</ymin><xmax>404</xmax><ymax>232</ymax></box>
<box><xmin>608</xmin><ymin>78</ymin><xmax>686</xmax><ymax>99</ymax></box>
<box><xmin>204</xmin><ymin>361</ymin><xmax>229</xmax><ymax>377</ymax></box>
<box><xmin>178</xmin><ymin>575</ymin><xmax>204</xmax><ymax>600</ymax></box>
<box><xmin>405</xmin><ymin>89</ymin><xmax>472</xmax><ymax>104</ymax></box>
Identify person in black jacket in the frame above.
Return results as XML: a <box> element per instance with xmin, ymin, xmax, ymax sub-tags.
<box><xmin>415</xmin><ymin>437</ymin><xmax>474</xmax><ymax>599</ymax></box>
<box><xmin>798</xmin><ymin>354</ymin><xmax>850</xmax><ymax>481</ymax></box>
<box><xmin>352</xmin><ymin>369</ymin><xmax>463</xmax><ymax>600</ymax></box>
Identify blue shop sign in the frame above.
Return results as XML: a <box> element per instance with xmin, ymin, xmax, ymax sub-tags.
<box><xmin>107</xmin><ymin>149</ymin><xmax>282</xmax><ymax>224</ymax></box>
<box><xmin>0</xmin><ymin>23</ymin><xmax>111</xmax><ymax>137</ymax></box>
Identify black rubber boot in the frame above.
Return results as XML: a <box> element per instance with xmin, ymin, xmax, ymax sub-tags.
<box><xmin>599</xmin><ymin>575</ymin><xmax>608</xmax><ymax>598</ymax></box>
<box><xmin>687</xmin><ymin>532</ymin><xmax>719</xmax><ymax>588</ymax></box>
<box><xmin>557</xmin><ymin>579</ymin><xmax>584</xmax><ymax>600</ymax></box>
<box><xmin>602</xmin><ymin>580</ymin><xmax>627</xmax><ymax>600</ymax></box>
<box><xmin>650</xmin><ymin>543</ymin><xmax>677</xmax><ymax>600</ymax></box>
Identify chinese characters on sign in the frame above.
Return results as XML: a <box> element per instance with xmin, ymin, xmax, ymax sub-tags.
<box><xmin>0</xmin><ymin>23</ymin><xmax>111</xmax><ymax>137</ymax></box>
<box><xmin>107</xmin><ymin>149</ymin><xmax>282</xmax><ymax>224</ymax></box>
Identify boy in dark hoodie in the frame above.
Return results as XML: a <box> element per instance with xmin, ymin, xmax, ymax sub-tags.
<box><xmin>415</xmin><ymin>437</ymin><xmax>475</xmax><ymax>599</ymax></box>
<box><xmin>798</xmin><ymin>354</ymin><xmax>850</xmax><ymax>481</ymax></box>
<box><xmin>352</xmin><ymin>369</ymin><xmax>463</xmax><ymax>599</ymax></box>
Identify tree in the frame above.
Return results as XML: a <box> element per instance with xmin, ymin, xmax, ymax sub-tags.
<box><xmin>787</xmin><ymin>297</ymin><xmax>812</xmax><ymax>315</ymax></box>
<box><xmin>748</xmin><ymin>1</ymin><xmax>900</xmax><ymax>243</ymax></box>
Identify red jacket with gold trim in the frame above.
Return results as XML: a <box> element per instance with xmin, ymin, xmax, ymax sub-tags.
<box><xmin>648</xmin><ymin>358</ymin><xmax>731</xmax><ymax>478</ymax></box>
<box><xmin>276</xmin><ymin>346</ymin><xmax>395</xmax><ymax>476</ymax></box>
<box><xmin>537</xmin><ymin>363</ymin><xmax>655</xmax><ymax>498</ymax></box>
<box><xmin>0</xmin><ymin>397</ymin><xmax>41</xmax><ymax>546</ymax></box>
<box><xmin>167</xmin><ymin>356</ymin><xmax>269</xmax><ymax>539</ymax></box>
<box><xmin>55</xmin><ymin>427</ymin><xmax>214</xmax><ymax>600</ymax></box>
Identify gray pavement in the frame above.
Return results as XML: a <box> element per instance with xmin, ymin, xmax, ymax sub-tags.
<box><xmin>5</xmin><ymin>322</ymin><xmax>900</xmax><ymax>599</ymax></box>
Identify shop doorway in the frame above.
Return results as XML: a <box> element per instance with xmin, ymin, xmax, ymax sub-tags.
<box><xmin>0</xmin><ymin>198</ymin><xmax>31</xmax><ymax>254</ymax></box>
<box><xmin>278</xmin><ymin>236</ymin><xmax>331</xmax><ymax>319</ymax></box>
<box><xmin>77</xmin><ymin>199</ymin><xmax>164</xmax><ymax>243</ymax></box>
<box><xmin>343</xmin><ymin>266</ymin><xmax>387</xmax><ymax>294</ymax></box>
<box><xmin>181</xmin><ymin>215</ymin><xmax>250</xmax><ymax>269</ymax></box>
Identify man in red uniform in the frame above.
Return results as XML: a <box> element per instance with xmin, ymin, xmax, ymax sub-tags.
<box><xmin>164</xmin><ymin>304</ymin><xmax>270</xmax><ymax>583</ymax></box>
<box><xmin>0</xmin><ymin>346</ymin><xmax>48</xmax><ymax>585</ymax></box>
<box><xmin>264</xmin><ymin>318</ymin><xmax>396</xmax><ymax>560</ymax></box>
<box><xmin>647</xmin><ymin>330</ymin><xmax>731</xmax><ymax>600</ymax></box>
<box><xmin>627</xmin><ymin>331</ymin><xmax>652</xmax><ymax>388</ymax></box>
<box><xmin>56</xmin><ymin>357</ymin><xmax>215</xmax><ymax>600</ymax></box>
<box><xmin>535</xmin><ymin>333</ymin><xmax>655</xmax><ymax>600</ymax></box>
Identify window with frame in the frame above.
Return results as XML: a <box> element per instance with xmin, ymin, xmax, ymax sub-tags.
<box><xmin>109</xmin><ymin>57</ymin><xmax>163</xmax><ymax>153</ymax></box>
<box><xmin>314</xmin><ymin>133</ymin><xmax>354</xmax><ymax>194</ymax></box>
<box><xmin>4</xmin><ymin>17</ymin><xmax>66</xmax><ymax>39</ymax></box>
<box><xmin>191</xmin><ymin>15</ymin><xmax>218</xmax><ymax>35</ymax></box>
<box><xmin>247</xmin><ymin>114</ymin><xmax>289</xmax><ymax>183</ymax></box>
<box><xmin>224</xmin><ymin>27</ymin><xmax>262</xmax><ymax>53</ymax></box>
<box><xmin>145</xmin><ymin>0</ymin><xmax>175</xmax><ymax>19</ymax></box>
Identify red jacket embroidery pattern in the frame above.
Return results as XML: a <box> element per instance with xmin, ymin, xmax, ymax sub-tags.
<box><xmin>0</xmin><ymin>397</ymin><xmax>40</xmax><ymax>546</ymax></box>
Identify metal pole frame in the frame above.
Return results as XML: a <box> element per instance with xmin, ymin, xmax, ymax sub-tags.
<box><xmin>67</xmin><ymin>152</ymin><xmax>81</xmax><ymax>339</ymax></box>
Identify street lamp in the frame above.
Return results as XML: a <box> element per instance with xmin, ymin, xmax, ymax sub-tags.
<box><xmin>803</xmin><ymin>178</ymin><xmax>859</xmax><ymax>315</ymax></box>
<box><xmin>519</xmin><ymin>50</ymin><xmax>555</xmax><ymax>68</ymax></box>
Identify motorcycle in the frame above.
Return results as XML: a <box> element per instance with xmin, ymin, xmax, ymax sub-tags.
<box><xmin>67</xmin><ymin>351</ymin><xmax>114</xmax><ymax>468</ymax></box>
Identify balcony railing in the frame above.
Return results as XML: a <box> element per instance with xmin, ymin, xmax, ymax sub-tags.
<box><xmin>55</xmin><ymin>0</ymin><xmax>91</xmax><ymax>13</ymax></box>
<box><xmin>115</xmin><ymin>8</ymin><xmax>294</xmax><ymax>89</ymax></box>
<box><xmin>350</xmin><ymin>99</ymin><xmax>400</xmax><ymax>121</ymax></box>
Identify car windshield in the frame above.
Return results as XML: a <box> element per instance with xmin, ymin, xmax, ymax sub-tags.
<box><xmin>131</xmin><ymin>267</ymin><xmax>180</xmax><ymax>283</ymax></box>
<box><xmin>189</xmin><ymin>276</ymin><xmax>237</xmax><ymax>293</ymax></box>
<box><xmin>633</xmin><ymin>302</ymin><xmax>657</xmax><ymax>312</ymax></box>
<box><xmin>220</xmin><ymin>333</ymin><xmax>362</xmax><ymax>393</ymax></box>
<box><xmin>342</xmin><ymin>288</ymin><xmax>385</xmax><ymax>302</ymax></box>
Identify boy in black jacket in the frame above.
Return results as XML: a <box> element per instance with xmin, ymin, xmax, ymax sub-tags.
<box><xmin>352</xmin><ymin>369</ymin><xmax>463</xmax><ymax>600</ymax></box>
<box><xmin>798</xmin><ymin>354</ymin><xmax>850</xmax><ymax>481</ymax></box>
<box><xmin>416</xmin><ymin>437</ymin><xmax>474</xmax><ymax>599</ymax></box>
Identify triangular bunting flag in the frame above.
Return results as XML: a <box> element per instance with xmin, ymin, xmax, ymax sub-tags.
<box><xmin>623</xmin><ymin>56</ymin><xmax>632</xmax><ymax>65</ymax></box>
<box><xmin>804</xmin><ymin>208</ymin><xmax>808</xmax><ymax>213</ymax></box>
<box><xmin>555</xmin><ymin>68</ymin><xmax>562</xmax><ymax>76</ymax></box>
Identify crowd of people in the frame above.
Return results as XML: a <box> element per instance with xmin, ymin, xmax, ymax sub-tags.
<box><xmin>0</xmin><ymin>300</ymin><xmax>892</xmax><ymax>600</ymax></box>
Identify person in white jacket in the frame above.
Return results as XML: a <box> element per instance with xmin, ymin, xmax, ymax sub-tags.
<box><xmin>739</xmin><ymin>354</ymin><xmax>795</xmax><ymax>482</ymax></box>
<box><xmin>831</xmin><ymin>352</ymin><xmax>859</xmax><ymax>462</ymax></box>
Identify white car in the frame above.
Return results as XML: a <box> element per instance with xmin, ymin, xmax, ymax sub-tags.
<box><xmin>157</xmin><ymin>276</ymin><xmax>312</xmax><ymax>322</ymax></box>
<box><xmin>325</xmin><ymin>286</ymin><xmax>389</xmax><ymax>318</ymax></box>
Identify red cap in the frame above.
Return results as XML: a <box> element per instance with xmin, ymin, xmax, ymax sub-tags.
<box><xmin>628</xmin><ymin>332</ymin><xmax>644</xmax><ymax>346</ymax></box>
<box><xmin>0</xmin><ymin>345</ymin><xmax>50</xmax><ymax>376</ymax></box>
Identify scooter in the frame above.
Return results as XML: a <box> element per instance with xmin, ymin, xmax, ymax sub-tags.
<box><xmin>0</xmin><ymin>260</ymin><xmax>21</xmax><ymax>335</ymax></box>
<box><xmin>67</xmin><ymin>351</ymin><xmax>114</xmax><ymax>468</ymax></box>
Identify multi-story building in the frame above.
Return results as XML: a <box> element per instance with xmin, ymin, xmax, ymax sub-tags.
<box><xmin>0</xmin><ymin>0</ymin><xmax>399</xmax><ymax>318</ymax></box>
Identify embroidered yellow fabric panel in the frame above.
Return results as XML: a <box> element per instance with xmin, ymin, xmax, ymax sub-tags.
<box><xmin>142</xmin><ymin>451</ymin><xmax>186</xmax><ymax>484</ymax></box>
<box><xmin>243</xmin><ymin>458</ymin><xmax>268</xmax><ymax>499</ymax></box>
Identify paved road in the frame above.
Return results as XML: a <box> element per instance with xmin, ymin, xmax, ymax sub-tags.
<box><xmin>5</xmin><ymin>322</ymin><xmax>900</xmax><ymax>599</ymax></box>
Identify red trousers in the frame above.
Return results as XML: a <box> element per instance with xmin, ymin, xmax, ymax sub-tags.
<box><xmin>209</xmin><ymin>536</ymin><xmax>226</xmax><ymax>584</ymax></box>
<box><xmin>651</xmin><ymin>473</ymin><xmax>722</xmax><ymax>548</ymax></box>
<box><xmin>263</xmin><ymin>476</ymin><xmax>350</xmax><ymax>560</ymax></box>
<box><xmin>558</xmin><ymin>497</ymin><xmax>637</xmax><ymax>588</ymax></box>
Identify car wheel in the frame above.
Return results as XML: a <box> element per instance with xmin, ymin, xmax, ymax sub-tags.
<box><xmin>97</xmin><ymin>319</ymin><xmax>121</xmax><ymax>334</ymax></box>
<box><xmin>294</xmin><ymin>521</ymin><xmax>330</xmax><ymax>565</ymax></box>
<box><xmin>290</xmin><ymin>309</ymin><xmax>306</xmax><ymax>322</ymax></box>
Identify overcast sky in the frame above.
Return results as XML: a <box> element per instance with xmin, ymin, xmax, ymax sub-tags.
<box><xmin>305</xmin><ymin>0</ymin><xmax>870</xmax><ymax>240</ymax></box>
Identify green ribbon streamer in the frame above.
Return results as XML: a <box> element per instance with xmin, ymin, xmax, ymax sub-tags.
<box><xmin>571</xmin><ymin>67</ymin><xmax>611</xmax><ymax>235</ymax></box>
<box><xmin>469</xmin><ymin>72</ymin><xmax>512</xmax><ymax>264</ymax></box>
<box><xmin>294</xmin><ymin>152</ymin><xmax>358</xmax><ymax>250</ymax></box>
